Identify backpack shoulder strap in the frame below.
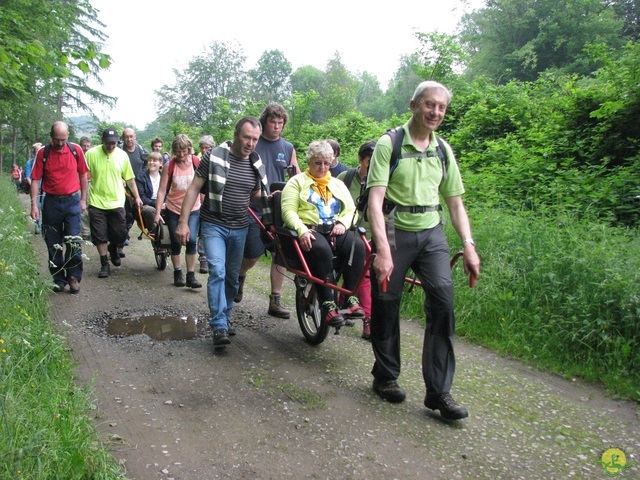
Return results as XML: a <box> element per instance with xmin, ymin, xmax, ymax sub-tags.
<box><xmin>343</xmin><ymin>168</ymin><xmax>357</xmax><ymax>189</ymax></box>
<box><xmin>434</xmin><ymin>135</ymin><xmax>449</xmax><ymax>182</ymax></box>
<box><xmin>67</xmin><ymin>142</ymin><xmax>79</xmax><ymax>160</ymax></box>
<box><xmin>165</xmin><ymin>159</ymin><xmax>175</xmax><ymax>195</ymax></box>
<box><xmin>387</xmin><ymin>127</ymin><xmax>405</xmax><ymax>179</ymax></box>
<box><xmin>43</xmin><ymin>144</ymin><xmax>51</xmax><ymax>162</ymax></box>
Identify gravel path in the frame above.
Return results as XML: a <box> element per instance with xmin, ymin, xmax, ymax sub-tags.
<box><xmin>24</xmin><ymin>195</ymin><xmax>639</xmax><ymax>480</ymax></box>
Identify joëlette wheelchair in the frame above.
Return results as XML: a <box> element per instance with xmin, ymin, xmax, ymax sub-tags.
<box><xmin>250</xmin><ymin>182</ymin><xmax>475</xmax><ymax>346</ymax></box>
<box><xmin>125</xmin><ymin>188</ymin><xmax>170</xmax><ymax>271</ymax></box>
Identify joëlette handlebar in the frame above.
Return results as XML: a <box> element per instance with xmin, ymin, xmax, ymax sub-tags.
<box><xmin>450</xmin><ymin>251</ymin><xmax>477</xmax><ymax>288</ymax></box>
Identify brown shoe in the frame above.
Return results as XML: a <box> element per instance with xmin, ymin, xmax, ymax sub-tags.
<box><xmin>268</xmin><ymin>293</ymin><xmax>290</xmax><ymax>319</ymax></box>
<box><xmin>424</xmin><ymin>393</ymin><xmax>468</xmax><ymax>420</ymax></box>
<box><xmin>234</xmin><ymin>275</ymin><xmax>246</xmax><ymax>303</ymax></box>
<box><xmin>69</xmin><ymin>276</ymin><xmax>80</xmax><ymax>294</ymax></box>
<box><xmin>361</xmin><ymin>317</ymin><xmax>371</xmax><ymax>341</ymax></box>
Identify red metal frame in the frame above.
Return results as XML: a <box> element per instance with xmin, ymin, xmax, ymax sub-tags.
<box><xmin>250</xmin><ymin>207</ymin><xmax>374</xmax><ymax>297</ymax></box>
<box><xmin>250</xmin><ymin>208</ymin><xmax>476</xmax><ymax>296</ymax></box>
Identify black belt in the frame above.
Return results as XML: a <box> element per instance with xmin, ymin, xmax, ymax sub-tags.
<box><xmin>45</xmin><ymin>191</ymin><xmax>80</xmax><ymax>198</ymax></box>
<box><xmin>393</xmin><ymin>205</ymin><xmax>441</xmax><ymax>213</ymax></box>
<box><xmin>306</xmin><ymin>223</ymin><xmax>334</xmax><ymax>234</ymax></box>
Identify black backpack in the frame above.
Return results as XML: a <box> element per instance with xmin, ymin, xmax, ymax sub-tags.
<box><xmin>356</xmin><ymin>127</ymin><xmax>449</xmax><ymax>216</ymax></box>
<box><xmin>42</xmin><ymin>142</ymin><xmax>80</xmax><ymax>164</ymax></box>
<box><xmin>40</xmin><ymin>142</ymin><xmax>81</xmax><ymax>187</ymax></box>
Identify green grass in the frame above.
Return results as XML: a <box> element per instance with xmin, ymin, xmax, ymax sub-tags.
<box><xmin>0</xmin><ymin>177</ymin><xmax>125</xmax><ymax>479</ymax></box>
<box><xmin>402</xmin><ymin>206</ymin><xmax>640</xmax><ymax>400</ymax></box>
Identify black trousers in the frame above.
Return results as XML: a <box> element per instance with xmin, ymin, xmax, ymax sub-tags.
<box><xmin>370</xmin><ymin>224</ymin><xmax>456</xmax><ymax>397</ymax></box>
<box><xmin>301</xmin><ymin>229</ymin><xmax>365</xmax><ymax>304</ymax></box>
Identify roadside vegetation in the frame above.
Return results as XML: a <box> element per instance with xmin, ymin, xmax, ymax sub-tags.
<box><xmin>0</xmin><ymin>178</ymin><xmax>125</xmax><ymax>479</ymax></box>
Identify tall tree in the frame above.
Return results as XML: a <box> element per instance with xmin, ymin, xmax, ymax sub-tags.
<box><xmin>414</xmin><ymin>31</ymin><xmax>468</xmax><ymax>87</ymax></box>
<box><xmin>384</xmin><ymin>54</ymin><xmax>423</xmax><ymax>118</ymax></box>
<box><xmin>460</xmin><ymin>0</ymin><xmax>624</xmax><ymax>82</ymax></box>
<box><xmin>317</xmin><ymin>52</ymin><xmax>358</xmax><ymax>122</ymax></box>
<box><xmin>156</xmin><ymin>41</ymin><xmax>247</xmax><ymax>126</ymax></box>
<box><xmin>290</xmin><ymin>65</ymin><xmax>326</xmax><ymax>123</ymax></box>
<box><xmin>0</xmin><ymin>0</ymin><xmax>112</xmax><ymax>169</ymax></box>
<box><xmin>355</xmin><ymin>72</ymin><xmax>386</xmax><ymax>121</ymax></box>
<box><xmin>248</xmin><ymin>50</ymin><xmax>292</xmax><ymax>104</ymax></box>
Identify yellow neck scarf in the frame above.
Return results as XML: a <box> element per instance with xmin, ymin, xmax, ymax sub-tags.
<box><xmin>306</xmin><ymin>169</ymin><xmax>332</xmax><ymax>204</ymax></box>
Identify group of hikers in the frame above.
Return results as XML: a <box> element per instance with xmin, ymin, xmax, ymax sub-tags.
<box><xmin>26</xmin><ymin>80</ymin><xmax>480</xmax><ymax>421</ymax></box>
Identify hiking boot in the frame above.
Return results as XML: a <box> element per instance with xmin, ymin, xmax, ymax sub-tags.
<box><xmin>234</xmin><ymin>275</ymin><xmax>246</xmax><ymax>303</ymax></box>
<box><xmin>108</xmin><ymin>245</ymin><xmax>121</xmax><ymax>266</ymax></box>
<box><xmin>321</xmin><ymin>301</ymin><xmax>344</xmax><ymax>327</ymax></box>
<box><xmin>69</xmin><ymin>276</ymin><xmax>80</xmax><ymax>294</ymax></box>
<box><xmin>174</xmin><ymin>269</ymin><xmax>186</xmax><ymax>287</ymax></box>
<box><xmin>424</xmin><ymin>393</ymin><xmax>468</xmax><ymax>420</ymax></box>
<box><xmin>98</xmin><ymin>256</ymin><xmax>110</xmax><ymax>278</ymax></box>
<box><xmin>343</xmin><ymin>296</ymin><xmax>365</xmax><ymax>318</ymax></box>
<box><xmin>52</xmin><ymin>281</ymin><xmax>66</xmax><ymax>293</ymax></box>
<box><xmin>186</xmin><ymin>271</ymin><xmax>202</xmax><ymax>289</ymax></box>
<box><xmin>117</xmin><ymin>246</ymin><xmax>125</xmax><ymax>258</ymax></box>
<box><xmin>228</xmin><ymin>321</ymin><xmax>236</xmax><ymax>336</ymax></box>
<box><xmin>199</xmin><ymin>260</ymin><xmax>208</xmax><ymax>274</ymax></box>
<box><xmin>373</xmin><ymin>379</ymin><xmax>406</xmax><ymax>403</ymax></box>
<box><xmin>361</xmin><ymin>317</ymin><xmax>371</xmax><ymax>341</ymax></box>
<box><xmin>213</xmin><ymin>329</ymin><xmax>230</xmax><ymax>347</ymax></box>
<box><xmin>268</xmin><ymin>293</ymin><xmax>290</xmax><ymax>319</ymax></box>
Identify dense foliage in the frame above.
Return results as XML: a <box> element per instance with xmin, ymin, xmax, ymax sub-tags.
<box><xmin>0</xmin><ymin>0</ymin><xmax>112</xmax><ymax>168</ymax></box>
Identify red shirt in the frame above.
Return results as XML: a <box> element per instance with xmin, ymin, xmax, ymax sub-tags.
<box><xmin>30</xmin><ymin>143</ymin><xmax>89</xmax><ymax>195</ymax></box>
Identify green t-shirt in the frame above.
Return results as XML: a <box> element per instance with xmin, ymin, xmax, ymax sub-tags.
<box><xmin>367</xmin><ymin>124</ymin><xmax>464</xmax><ymax>232</ymax></box>
<box><xmin>85</xmin><ymin>145</ymin><xmax>135</xmax><ymax>210</ymax></box>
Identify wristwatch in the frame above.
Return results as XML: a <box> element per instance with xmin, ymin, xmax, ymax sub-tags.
<box><xmin>462</xmin><ymin>238</ymin><xmax>475</xmax><ymax>247</ymax></box>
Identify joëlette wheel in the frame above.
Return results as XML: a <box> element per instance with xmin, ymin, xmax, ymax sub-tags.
<box><xmin>295</xmin><ymin>276</ymin><xmax>329</xmax><ymax>345</ymax></box>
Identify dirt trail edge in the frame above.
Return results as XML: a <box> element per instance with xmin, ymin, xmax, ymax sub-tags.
<box><xmin>24</xmin><ymin>197</ymin><xmax>638</xmax><ymax>480</ymax></box>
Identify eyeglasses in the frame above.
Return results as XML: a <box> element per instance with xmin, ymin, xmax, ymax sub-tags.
<box><xmin>313</xmin><ymin>161</ymin><xmax>331</xmax><ymax>167</ymax></box>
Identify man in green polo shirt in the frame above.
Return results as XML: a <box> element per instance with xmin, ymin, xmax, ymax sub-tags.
<box><xmin>85</xmin><ymin>128</ymin><xmax>143</xmax><ymax>278</ymax></box>
<box><xmin>367</xmin><ymin>81</ymin><xmax>480</xmax><ymax>420</ymax></box>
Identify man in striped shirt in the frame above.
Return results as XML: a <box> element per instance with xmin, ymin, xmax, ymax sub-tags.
<box><xmin>176</xmin><ymin>117</ymin><xmax>269</xmax><ymax>348</ymax></box>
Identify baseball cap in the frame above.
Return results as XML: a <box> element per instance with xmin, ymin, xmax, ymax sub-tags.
<box><xmin>102</xmin><ymin>128</ymin><xmax>119</xmax><ymax>143</ymax></box>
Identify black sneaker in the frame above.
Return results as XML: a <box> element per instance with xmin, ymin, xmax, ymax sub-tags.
<box><xmin>424</xmin><ymin>393</ymin><xmax>468</xmax><ymax>420</ymax></box>
<box><xmin>372</xmin><ymin>379</ymin><xmax>406</xmax><ymax>403</ymax></box>
<box><xmin>52</xmin><ymin>281</ymin><xmax>66</xmax><ymax>293</ymax></box>
<box><xmin>213</xmin><ymin>329</ymin><xmax>230</xmax><ymax>346</ymax></box>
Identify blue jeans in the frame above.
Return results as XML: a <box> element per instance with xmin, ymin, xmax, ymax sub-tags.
<box><xmin>164</xmin><ymin>209</ymin><xmax>199</xmax><ymax>255</ymax></box>
<box><xmin>41</xmin><ymin>193</ymin><xmax>83</xmax><ymax>284</ymax></box>
<box><xmin>200</xmin><ymin>222</ymin><xmax>248</xmax><ymax>331</ymax></box>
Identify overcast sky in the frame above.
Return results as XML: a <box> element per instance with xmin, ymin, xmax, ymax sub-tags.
<box><xmin>84</xmin><ymin>0</ymin><xmax>482</xmax><ymax>129</ymax></box>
